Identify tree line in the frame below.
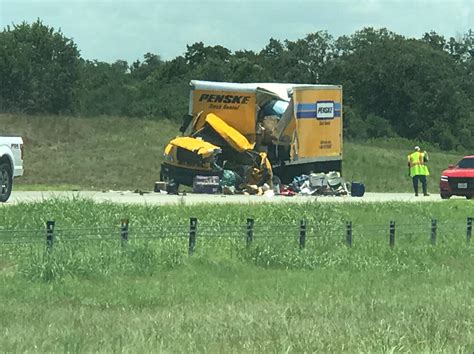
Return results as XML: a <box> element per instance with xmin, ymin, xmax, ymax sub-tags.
<box><xmin>1</xmin><ymin>19</ymin><xmax>473</xmax><ymax>150</ymax></box>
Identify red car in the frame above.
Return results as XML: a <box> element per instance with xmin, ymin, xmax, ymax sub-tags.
<box><xmin>439</xmin><ymin>155</ymin><xmax>474</xmax><ymax>199</ymax></box>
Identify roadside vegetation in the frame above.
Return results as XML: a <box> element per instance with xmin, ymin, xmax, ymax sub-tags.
<box><xmin>1</xmin><ymin>199</ymin><xmax>473</xmax><ymax>352</ymax></box>
<box><xmin>1</xmin><ymin>113</ymin><xmax>179</xmax><ymax>191</ymax></box>
<box><xmin>1</xmin><ymin>21</ymin><xmax>473</xmax><ymax>152</ymax></box>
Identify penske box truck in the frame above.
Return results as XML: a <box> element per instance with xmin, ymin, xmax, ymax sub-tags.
<box><xmin>161</xmin><ymin>80</ymin><xmax>342</xmax><ymax>185</ymax></box>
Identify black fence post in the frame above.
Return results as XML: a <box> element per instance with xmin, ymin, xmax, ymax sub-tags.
<box><xmin>346</xmin><ymin>221</ymin><xmax>353</xmax><ymax>247</ymax></box>
<box><xmin>431</xmin><ymin>219</ymin><xmax>437</xmax><ymax>245</ymax></box>
<box><xmin>246</xmin><ymin>218</ymin><xmax>254</xmax><ymax>248</ymax></box>
<box><xmin>467</xmin><ymin>217</ymin><xmax>472</xmax><ymax>243</ymax></box>
<box><xmin>46</xmin><ymin>220</ymin><xmax>55</xmax><ymax>251</ymax></box>
<box><xmin>299</xmin><ymin>220</ymin><xmax>306</xmax><ymax>249</ymax></box>
<box><xmin>389</xmin><ymin>221</ymin><xmax>395</xmax><ymax>248</ymax></box>
<box><xmin>189</xmin><ymin>217</ymin><xmax>197</xmax><ymax>255</ymax></box>
<box><xmin>121</xmin><ymin>219</ymin><xmax>129</xmax><ymax>247</ymax></box>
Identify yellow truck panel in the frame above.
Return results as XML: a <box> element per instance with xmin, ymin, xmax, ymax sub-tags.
<box><xmin>191</xmin><ymin>89</ymin><xmax>258</xmax><ymax>142</ymax></box>
<box><xmin>292</xmin><ymin>86</ymin><xmax>342</xmax><ymax>161</ymax></box>
<box><xmin>205</xmin><ymin>113</ymin><xmax>255</xmax><ymax>152</ymax></box>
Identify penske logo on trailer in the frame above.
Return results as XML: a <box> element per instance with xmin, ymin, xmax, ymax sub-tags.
<box><xmin>198</xmin><ymin>94</ymin><xmax>251</xmax><ymax>104</ymax></box>
<box><xmin>296</xmin><ymin>101</ymin><xmax>341</xmax><ymax>120</ymax></box>
<box><xmin>316</xmin><ymin>101</ymin><xmax>334</xmax><ymax>119</ymax></box>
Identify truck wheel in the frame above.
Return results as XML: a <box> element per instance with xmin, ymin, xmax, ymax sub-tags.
<box><xmin>0</xmin><ymin>162</ymin><xmax>13</xmax><ymax>203</ymax></box>
<box><xmin>166</xmin><ymin>178</ymin><xmax>179</xmax><ymax>194</ymax></box>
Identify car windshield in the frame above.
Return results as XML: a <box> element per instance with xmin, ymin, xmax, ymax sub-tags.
<box><xmin>457</xmin><ymin>158</ymin><xmax>474</xmax><ymax>168</ymax></box>
<box><xmin>260</xmin><ymin>99</ymin><xmax>289</xmax><ymax>118</ymax></box>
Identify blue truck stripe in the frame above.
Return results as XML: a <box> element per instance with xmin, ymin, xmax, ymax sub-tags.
<box><xmin>296</xmin><ymin>110</ymin><xmax>341</xmax><ymax>119</ymax></box>
<box><xmin>296</xmin><ymin>102</ymin><xmax>341</xmax><ymax>111</ymax></box>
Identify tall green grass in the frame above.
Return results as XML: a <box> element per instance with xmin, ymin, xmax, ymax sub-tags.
<box><xmin>1</xmin><ymin>113</ymin><xmax>180</xmax><ymax>190</ymax></box>
<box><xmin>1</xmin><ymin>199</ymin><xmax>473</xmax><ymax>352</ymax></box>
<box><xmin>1</xmin><ymin>113</ymin><xmax>465</xmax><ymax>192</ymax></box>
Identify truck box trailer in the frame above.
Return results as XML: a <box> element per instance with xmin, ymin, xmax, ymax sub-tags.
<box><xmin>161</xmin><ymin>80</ymin><xmax>343</xmax><ymax>186</ymax></box>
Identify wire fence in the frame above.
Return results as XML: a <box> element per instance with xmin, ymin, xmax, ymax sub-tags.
<box><xmin>0</xmin><ymin>217</ymin><xmax>472</xmax><ymax>255</ymax></box>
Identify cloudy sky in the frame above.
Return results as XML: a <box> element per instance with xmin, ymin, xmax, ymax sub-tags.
<box><xmin>1</xmin><ymin>0</ymin><xmax>472</xmax><ymax>63</ymax></box>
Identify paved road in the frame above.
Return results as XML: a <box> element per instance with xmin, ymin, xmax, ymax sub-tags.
<box><xmin>2</xmin><ymin>190</ymin><xmax>461</xmax><ymax>206</ymax></box>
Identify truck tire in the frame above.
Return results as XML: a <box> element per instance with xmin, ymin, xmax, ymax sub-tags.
<box><xmin>0</xmin><ymin>162</ymin><xmax>13</xmax><ymax>203</ymax></box>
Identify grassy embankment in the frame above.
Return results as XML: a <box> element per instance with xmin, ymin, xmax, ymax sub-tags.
<box><xmin>1</xmin><ymin>113</ymin><xmax>465</xmax><ymax>192</ymax></box>
<box><xmin>1</xmin><ymin>199</ymin><xmax>473</xmax><ymax>352</ymax></box>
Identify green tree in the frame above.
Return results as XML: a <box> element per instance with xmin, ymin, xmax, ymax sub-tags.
<box><xmin>227</xmin><ymin>50</ymin><xmax>267</xmax><ymax>82</ymax></box>
<box><xmin>130</xmin><ymin>52</ymin><xmax>163</xmax><ymax>81</ymax></box>
<box><xmin>257</xmin><ymin>38</ymin><xmax>287</xmax><ymax>81</ymax></box>
<box><xmin>185</xmin><ymin>42</ymin><xmax>231</xmax><ymax>68</ymax></box>
<box><xmin>421</xmin><ymin>31</ymin><xmax>447</xmax><ymax>52</ymax></box>
<box><xmin>0</xmin><ymin>19</ymin><xmax>80</xmax><ymax>114</ymax></box>
<box><xmin>285</xmin><ymin>31</ymin><xmax>335</xmax><ymax>83</ymax></box>
<box><xmin>75</xmin><ymin>59</ymin><xmax>135</xmax><ymax>117</ymax></box>
<box><xmin>326</xmin><ymin>28</ymin><xmax>472</xmax><ymax>149</ymax></box>
<box><xmin>127</xmin><ymin>62</ymin><xmax>189</xmax><ymax>120</ymax></box>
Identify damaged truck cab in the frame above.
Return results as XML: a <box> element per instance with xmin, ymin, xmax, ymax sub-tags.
<box><xmin>160</xmin><ymin>80</ymin><xmax>342</xmax><ymax>188</ymax></box>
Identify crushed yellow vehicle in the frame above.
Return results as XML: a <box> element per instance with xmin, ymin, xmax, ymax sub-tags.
<box><xmin>204</xmin><ymin>113</ymin><xmax>255</xmax><ymax>152</ymax></box>
<box><xmin>161</xmin><ymin>113</ymin><xmax>272</xmax><ymax>188</ymax></box>
<box><xmin>161</xmin><ymin>80</ymin><xmax>342</xmax><ymax>189</ymax></box>
<box><xmin>160</xmin><ymin>136</ymin><xmax>222</xmax><ymax>186</ymax></box>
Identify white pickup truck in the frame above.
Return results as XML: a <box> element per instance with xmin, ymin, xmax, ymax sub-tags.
<box><xmin>0</xmin><ymin>136</ymin><xmax>24</xmax><ymax>202</ymax></box>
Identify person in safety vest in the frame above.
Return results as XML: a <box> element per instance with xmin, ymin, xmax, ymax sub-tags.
<box><xmin>407</xmin><ymin>146</ymin><xmax>430</xmax><ymax>196</ymax></box>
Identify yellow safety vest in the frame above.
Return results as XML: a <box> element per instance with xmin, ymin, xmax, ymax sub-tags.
<box><xmin>408</xmin><ymin>151</ymin><xmax>430</xmax><ymax>177</ymax></box>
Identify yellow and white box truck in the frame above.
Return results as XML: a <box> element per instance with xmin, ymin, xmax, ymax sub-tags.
<box><xmin>161</xmin><ymin>80</ymin><xmax>342</xmax><ymax>185</ymax></box>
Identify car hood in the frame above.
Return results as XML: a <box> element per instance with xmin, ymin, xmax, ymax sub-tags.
<box><xmin>442</xmin><ymin>168</ymin><xmax>474</xmax><ymax>178</ymax></box>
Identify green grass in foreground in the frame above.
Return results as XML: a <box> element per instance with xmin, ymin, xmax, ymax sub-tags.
<box><xmin>0</xmin><ymin>199</ymin><xmax>473</xmax><ymax>352</ymax></box>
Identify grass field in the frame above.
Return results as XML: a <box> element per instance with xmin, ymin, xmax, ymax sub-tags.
<box><xmin>2</xmin><ymin>113</ymin><xmax>473</xmax><ymax>351</ymax></box>
<box><xmin>1</xmin><ymin>199</ymin><xmax>473</xmax><ymax>352</ymax></box>
<box><xmin>1</xmin><ymin>113</ymin><xmax>466</xmax><ymax>192</ymax></box>
<box><xmin>1</xmin><ymin>113</ymin><xmax>179</xmax><ymax>191</ymax></box>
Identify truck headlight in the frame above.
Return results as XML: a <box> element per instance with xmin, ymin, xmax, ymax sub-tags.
<box><xmin>440</xmin><ymin>175</ymin><xmax>448</xmax><ymax>182</ymax></box>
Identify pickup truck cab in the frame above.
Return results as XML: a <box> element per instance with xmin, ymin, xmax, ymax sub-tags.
<box><xmin>0</xmin><ymin>136</ymin><xmax>24</xmax><ymax>202</ymax></box>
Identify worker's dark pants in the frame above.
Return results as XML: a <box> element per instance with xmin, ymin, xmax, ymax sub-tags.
<box><xmin>412</xmin><ymin>175</ymin><xmax>427</xmax><ymax>195</ymax></box>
